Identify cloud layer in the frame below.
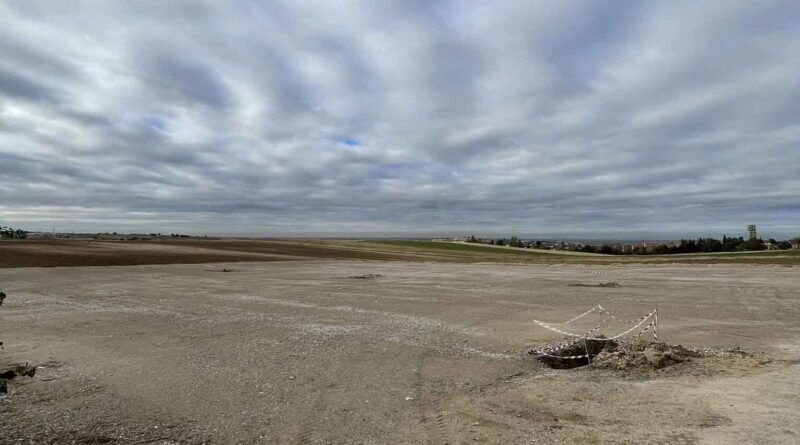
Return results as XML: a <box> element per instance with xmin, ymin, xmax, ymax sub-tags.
<box><xmin>1</xmin><ymin>1</ymin><xmax>799</xmax><ymax>238</ymax></box>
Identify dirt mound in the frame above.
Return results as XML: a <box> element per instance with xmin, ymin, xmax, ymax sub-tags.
<box><xmin>568</xmin><ymin>282</ymin><xmax>621</xmax><ymax>288</ymax></box>
<box><xmin>592</xmin><ymin>339</ymin><xmax>700</xmax><ymax>370</ymax></box>
<box><xmin>348</xmin><ymin>274</ymin><xmax>384</xmax><ymax>279</ymax></box>
<box><xmin>530</xmin><ymin>338</ymin><xmax>722</xmax><ymax>371</ymax></box>
<box><xmin>531</xmin><ymin>338</ymin><xmax>770</xmax><ymax>375</ymax></box>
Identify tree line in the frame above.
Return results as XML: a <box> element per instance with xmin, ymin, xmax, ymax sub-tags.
<box><xmin>465</xmin><ymin>234</ymin><xmax>796</xmax><ymax>255</ymax></box>
<box><xmin>466</xmin><ymin>235</ymin><xmax>526</xmax><ymax>248</ymax></box>
<box><xmin>0</xmin><ymin>224</ymin><xmax>27</xmax><ymax>239</ymax></box>
<box><xmin>589</xmin><ymin>236</ymin><xmax>790</xmax><ymax>255</ymax></box>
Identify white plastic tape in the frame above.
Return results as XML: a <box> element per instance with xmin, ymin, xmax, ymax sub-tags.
<box><xmin>563</xmin><ymin>305</ymin><xmax>601</xmax><ymax>324</ymax></box>
<box><xmin>534</xmin><ymin>310</ymin><xmax>655</xmax><ymax>341</ymax></box>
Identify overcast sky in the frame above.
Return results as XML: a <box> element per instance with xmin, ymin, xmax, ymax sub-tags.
<box><xmin>1</xmin><ymin>1</ymin><xmax>799</xmax><ymax>239</ymax></box>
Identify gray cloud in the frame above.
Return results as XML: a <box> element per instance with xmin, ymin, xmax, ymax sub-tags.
<box><xmin>1</xmin><ymin>0</ymin><xmax>799</xmax><ymax>238</ymax></box>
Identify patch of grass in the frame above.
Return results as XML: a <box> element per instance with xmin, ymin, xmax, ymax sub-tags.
<box><xmin>717</xmin><ymin>250</ymin><xmax>800</xmax><ymax>257</ymax></box>
<box><xmin>647</xmin><ymin>249</ymin><xmax>800</xmax><ymax>258</ymax></box>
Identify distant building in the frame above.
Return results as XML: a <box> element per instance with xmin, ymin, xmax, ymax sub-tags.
<box><xmin>747</xmin><ymin>224</ymin><xmax>758</xmax><ymax>240</ymax></box>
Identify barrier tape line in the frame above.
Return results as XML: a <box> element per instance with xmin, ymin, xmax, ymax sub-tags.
<box><xmin>635</xmin><ymin>320</ymin><xmax>654</xmax><ymax>338</ymax></box>
<box><xmin>603</xmin><ymin>311</ymin><xmax>656</xmax><ymax>340</ymax></box>
<box><xmin>530</xmin><ymin>341</ymin><xmax>573</xmax><ymax>354</ymax></box>
<box><xmin>597</xmin><ymin>305</ymin><xmax>650</xmax><ymax>324</ymax></box>
<box><xmin>533</xmin><ymin>321</ymin><xmax>656</xmax><ymax>360</ymax></box>
<box><xmin>586</xmin><ymin>318</ymin><xmax>605</xmax><ymax>336</ymax></box>
<box><xmin>533</xmin><ymin>310</ymin><xmax>655</xmax><ymax>341</ymax></box>
<box><xmin>531</xmin><ymin>307</ymin><xmax>661</xmax><ymax>361</ymax></box>
<box><xmin>534</xmin><ymin>351</ymin><xmax>590</xmax><ymax>359</ymax></box>
<box><xmin>563</xmin><ymin>305</ymin><xmax>601</xmax><ymax>324</ymax></box>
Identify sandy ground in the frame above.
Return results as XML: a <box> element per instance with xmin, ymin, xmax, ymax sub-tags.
<box><xmin>1</xmin><ymin>260</ymin><xmax>799</xmax><ymax>444</ymax></box>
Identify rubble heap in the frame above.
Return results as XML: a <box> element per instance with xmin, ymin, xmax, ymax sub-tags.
<box><xmin>591</xmin><ymin>339</ymin><xmax>700</xmax><ymax>370</ymax></box>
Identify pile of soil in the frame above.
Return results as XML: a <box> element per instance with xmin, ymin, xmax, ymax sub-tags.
<box><xmin>568</xmin><ymin>282</ymin><xmax>621</xmax><ymax>288</ymax></box>
<box><xmin>348</xmin><ymin>274</ymin><xmax>384</xmax><ymax>279</ymax></box>
<box><xmin>531</xmin><ymin>338</ymin><xmax>717</xmax><ymax>371</ymax></box>
<box><xmin>591</xmin><ymin>339</ymin><xmax>700</xmax><ymax>370</ymax></box>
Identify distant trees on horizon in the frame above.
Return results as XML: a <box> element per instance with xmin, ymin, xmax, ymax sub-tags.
<box><xmin>0</xmin><ymin>223</ymin><xmax>27</xmax><ymax>239</ymax></box>
<box><xmin>622</xmin><ymin>236</ymin><xmax>769</xmax><ymax>255</ymax></box>
<box><xmin>573</xmin><ymin>235</ymin><xmax>784</xmax><ymax>255</ymax></box>
<box><xmin>463</xmin><ymin>233</ymin><xmax>795</xmax><ymax>255</ymax></box>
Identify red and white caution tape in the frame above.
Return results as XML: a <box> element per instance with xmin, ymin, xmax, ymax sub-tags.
<box><xmin>635</xmin><ymin>320</ymin><xmax>654</xmax><ymax>338</ymax></box>
<box><xmin>533</xmin><ymin>351</ymin><xmax>590</xmax><ymax>359</ymax></box>
<box><xmin>597</xmin><ymin>305</ymin><xmax>648</xmax><ymax>324</ymax></box>
<box><xmin>563</xmin><ymin>305</ymin><xmax>601</xmax><ymax>324</ymax></box>
<box><xmin>532</xmin><ymin>307</ymin><xmax>662</xmax><ymax>361</ymax></box>
<box><xmin>529</xmin><ymin>340</ymin><xmax>576</xmax><ymax>355</ymax></box>
<box><xmin>586</xmin><ymin>319</ymin><xmax>605</xmax><ymax>336</ymax></box>
<box><xmin>607</xmin><ymin>310</ymin><xmax>656</xmax><ymax>340</ymax></box>
<box><xmin>654</xmin><ymin>309</ymin><xmax>659</xmax><ymax>341</ymax></box>
<box><xmin>534</xmin><ymin>309</ymin><xmax>656</xmax><ymax>341</ymax></box>
<box><xmin>536</xmin><ymin>342</ymin><xmax>570</xmax><ymax>353</ymax></box>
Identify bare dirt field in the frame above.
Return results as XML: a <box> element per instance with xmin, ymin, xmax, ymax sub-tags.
<box><xmin>1</xmin><ymin>243</ymin><xmax>799</xmax><ymax>444</ymax></box>
<box><xmin>3</xmin><ymin>239</ymin><xmax>799</xmax><ymax>268</ymax></box>
<box><xmin>0</xmin><ymin>240</ymin><xmax>418</xmax><ymax>268</ymax></box>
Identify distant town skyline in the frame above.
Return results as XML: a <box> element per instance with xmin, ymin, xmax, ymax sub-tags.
<box><xmin>12</xmin><ymin>224</ymin><xmax>797</xmax><ymax>243</ymax></box>
<box><xmin>2</xmin><ymin>1</ymin><xmax>799</xmax><ymax>236</ymax></box>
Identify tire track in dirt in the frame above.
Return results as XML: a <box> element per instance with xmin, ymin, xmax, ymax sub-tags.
<box><xmin>413</xmin><ymin>309</ymin><xmax>523</xmax><ymax>444</ymax></box>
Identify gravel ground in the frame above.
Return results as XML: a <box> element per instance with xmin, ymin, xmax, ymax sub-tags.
<box><xmin>1</xmin><ymin>260</ymin><xmax>799</xmax><ymax>444</ymax></box>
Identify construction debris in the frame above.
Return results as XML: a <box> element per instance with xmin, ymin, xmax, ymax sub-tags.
<box><xmin>0</xmin><ymin>363</ymin><xmax>37</xmax><ymax>395</ymax></box>
<box><xmin>531</xmin><ymin>338</ymin><xmax>705</xmax><ymax>371</ymax></box>
<box><xmin>591</xmin><ymin>339</ymin><xmax>700</xmax><ymax>370</ymax></box>
<box><xmin>0</xmin><ymin>363</ymin><xmax>37</xmax><ymax>380</ymax></box>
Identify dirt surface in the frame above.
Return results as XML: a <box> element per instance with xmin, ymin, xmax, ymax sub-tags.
<box><xmin>0</xmin><ymin>239</ymin><xmax>420</xmax><ymax>268</ymax></box>
<box><xmin>1</xmin><ymin>260</ymin><xmax>799</xmax><ymax>444</ymax></box>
